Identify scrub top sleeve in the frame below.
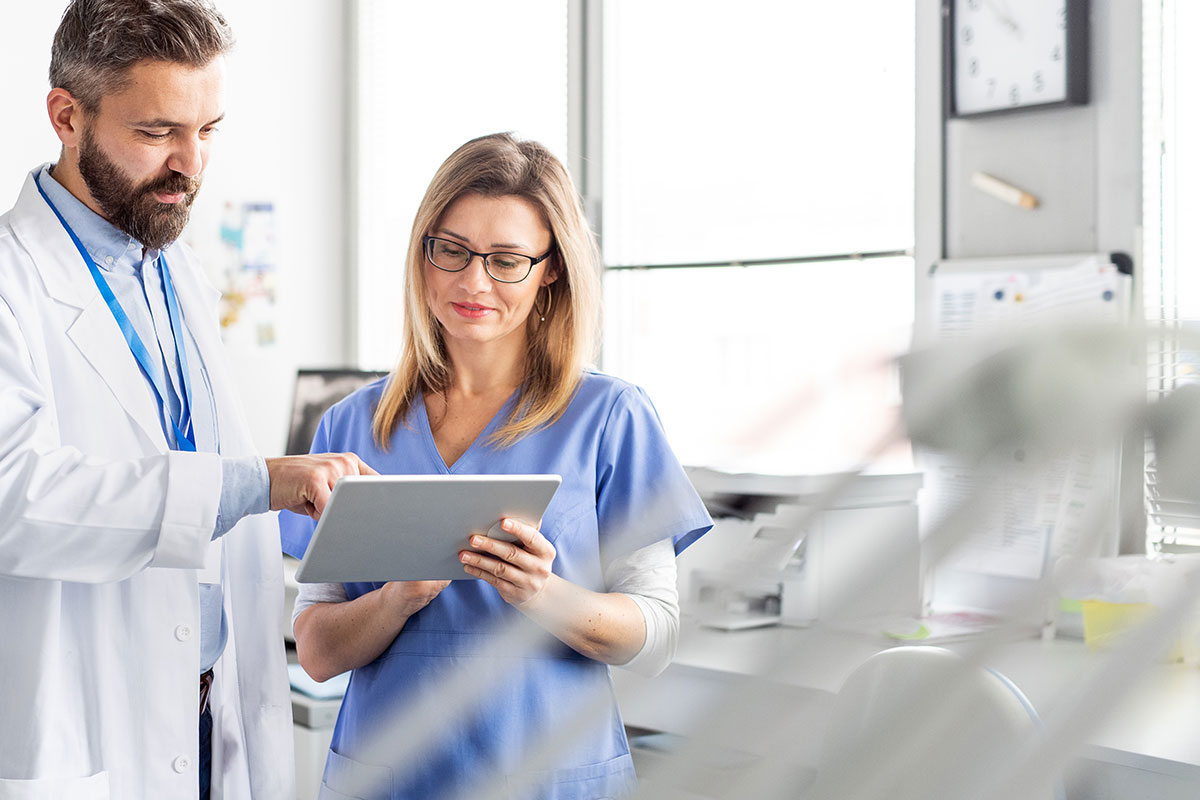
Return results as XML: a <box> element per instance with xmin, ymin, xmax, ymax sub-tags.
<box><xmin>278</xmin><ymin>411</ymin><xmax>332</xmax><ymax>559</ymax></box>
<box><xmin>595</xmin><ymin>386</ymin><xmax>712</xmax><ymax>564</ymax></box>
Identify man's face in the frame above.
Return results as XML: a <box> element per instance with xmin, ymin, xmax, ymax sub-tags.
<box><xmin>76</xmin><ymin>58</ymin><xmax>225</xmax><ymax>250</ymax></box>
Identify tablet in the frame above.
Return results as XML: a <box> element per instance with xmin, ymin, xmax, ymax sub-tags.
<box><xmin>294</xmin><ymin>474</ymin><xmax>562</xmax><ymax>583</ymax></box>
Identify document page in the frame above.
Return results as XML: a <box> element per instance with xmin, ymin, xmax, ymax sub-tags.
<box><xmin>922</xmin><ymin>254</ymin><xmax>1129</xmax><ymax>581</ymax></box>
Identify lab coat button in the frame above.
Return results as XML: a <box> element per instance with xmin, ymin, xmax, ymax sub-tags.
<box><xmin>172</xmin><ymin>755</ymin><xmax>190</xmax><ymax>773</ymax></box>
<box><xmin>174</xmin><ymin>624</ymin><xmax>192</xmax><ymax>641</ymax></box>
<box><xmin>104</xmin><ymin>256</ymin><xmax>114</xmax><ymax>265</ymax></box>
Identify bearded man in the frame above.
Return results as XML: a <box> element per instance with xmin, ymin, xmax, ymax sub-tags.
<box><xmin>0</xmin><ymin>2</ymin><xmax>375</xmax><ymax>798</ymax></box>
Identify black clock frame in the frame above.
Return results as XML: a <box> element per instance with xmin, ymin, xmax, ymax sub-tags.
<box><xmin>944</xmin><ymin>0</ymin><xmax>1090</xmax><ymax>120</ymax></box>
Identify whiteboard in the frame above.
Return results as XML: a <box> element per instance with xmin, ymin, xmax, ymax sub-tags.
<box><xmin>920</xmin><ymin>253</ymin><xmax>1132</xmax><ymax>614</ymax></box>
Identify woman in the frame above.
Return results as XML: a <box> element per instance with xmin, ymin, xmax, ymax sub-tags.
<box><xmin>282</xmin><ymin>133</ymin><xmax>712</xmax><ymax>800</ymax></box>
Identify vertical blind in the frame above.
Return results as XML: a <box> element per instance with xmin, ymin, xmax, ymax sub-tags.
<box><xmin>1144</xmin><ymin>0</ymin><xmax>1200</xmax><ymax>546</ymax></box>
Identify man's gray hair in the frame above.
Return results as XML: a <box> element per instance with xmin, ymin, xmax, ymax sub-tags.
<box><xmin>50</xmin><ymin>0</ymin><xmax>234</xmax><ymax>111</ymax></box>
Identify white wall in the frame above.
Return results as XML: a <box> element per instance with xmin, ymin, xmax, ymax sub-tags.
<box><xmin>914</xmin><ymin>1</ymin><xmax>1142</xmax><ymax>309</ymax></box>
<box><xmin>914</xmin><ymin>0</ymin><xmax>1145</xmax><ymax>552</ymax></box>
<box><xmin>0</xmin><ymin>5</ymin><xmax>65</xmax><ymax>194</ymax></box>
<box><xmin>0</xmin><ymin>1</ymin><xmax>350</xmax><ymax>454</ymax></box>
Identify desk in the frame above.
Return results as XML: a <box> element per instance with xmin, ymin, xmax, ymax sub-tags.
<box><xmin>612</xmin><ymin>618</ymin><xmax>1200</xmax><ymax>799</ymax></box>
<box><xmin>984</xmin><ymin>638</ymin><xmax>1200</xmax><ymax>799</ymax></box>
<box><xmin>292</xmin><ymin>690</ymin><xmax>340</xmax><ymax>800</ymax></box>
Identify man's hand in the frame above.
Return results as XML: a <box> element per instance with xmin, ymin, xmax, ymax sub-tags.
<box><xmin>264</xmin><ymin>453</ymin><xmax>377</xmax><ymax>520</ymax></box>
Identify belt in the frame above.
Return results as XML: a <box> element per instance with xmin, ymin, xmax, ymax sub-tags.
<box><xmin>199</xmin><ymin>668</ymin><xmax>214</xmax><ymax>717</ymax></box>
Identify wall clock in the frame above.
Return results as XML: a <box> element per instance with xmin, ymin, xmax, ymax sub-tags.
<box><xmin>947</xmin><ymin>0</ymin><xmax>1089</xmax><ymax>118</ymax></box>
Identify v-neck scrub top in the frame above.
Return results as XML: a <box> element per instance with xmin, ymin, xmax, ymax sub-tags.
<box><xmin>280</xmin><ymin>370</ymin><xmax>712</xmax><ymax>800</ymax></box>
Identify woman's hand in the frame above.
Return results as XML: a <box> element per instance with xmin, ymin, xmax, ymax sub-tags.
<box><xmin>460</xmin><ymin>519</ymin><xmax>648</xmax><ymax>665</ymax></box>
<box><xmin>380</xmin><ymin>580</ymin><xmax>451</xmax><ymax>618</ymax></box>
<box><xmin>294</xmin><ymin>580</ymin><xmax>449</xmax><ymax>682</ymax></box>
<box><xmin>459</xmin><ymin>517</ymin><xmax>557</xmax><ymax>609</ymax></box>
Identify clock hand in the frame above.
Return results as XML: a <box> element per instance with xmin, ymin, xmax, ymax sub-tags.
<box><xmin>984</xmin><ymin>0</ymin><xmax>1021</xmax><ymax>35</ymax></box>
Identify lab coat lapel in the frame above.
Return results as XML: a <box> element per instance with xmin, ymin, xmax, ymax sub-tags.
<box><xmin>67</xmin><ymin>300</ymin><xmax>167</xmax><ymax>447</ymax></box>
<box><xmin>9</xmin><ymin>168</ymin><xmax>97</xmax><ymax>309</ymax></box>
<box><xmin>9</xmin><ymin>168</ymin><xmax>167</xmax><ymax>449</ymax></box>
<box><xmin>164</xmin><ymin>245</ymin><xmax>254</xmax><ymax>457</ymax></box>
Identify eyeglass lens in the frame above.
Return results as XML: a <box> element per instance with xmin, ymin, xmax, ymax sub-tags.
<box><xmin>428</xmin><ymin>238</ymin><xmax>532</xmax><ymax>282</ymax></box>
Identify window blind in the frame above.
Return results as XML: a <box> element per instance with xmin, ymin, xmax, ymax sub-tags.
<box><xmin>1143</xmin><ymin>0</ymin><xmax>1200</xmax><ymax>549</ymax></box>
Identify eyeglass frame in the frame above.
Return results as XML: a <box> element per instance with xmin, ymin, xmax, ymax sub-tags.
<box><xmin>422</xmin><ymin>234</ymin><xmax>554</xmax><ymax>284</ymax></box>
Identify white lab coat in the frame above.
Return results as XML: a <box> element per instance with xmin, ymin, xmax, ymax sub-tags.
<box><xmin>0</xmin><ymin>167</ymin><xmax>294</xmax><ymax>799</ymax></box>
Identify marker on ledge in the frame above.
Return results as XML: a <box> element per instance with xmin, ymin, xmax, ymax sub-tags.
<box><xmin>971</xmin><ymin>171</ymin><xmax>1039</xmax><ymax>210</ymax></box>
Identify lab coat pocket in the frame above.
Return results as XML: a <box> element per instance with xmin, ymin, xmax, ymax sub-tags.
<box><xmin>0</xmin><ymin>770</ymin><xmax>109</xmax><ymax>800</ymax></box>
<box><xmin>320</xmin><ymin>748</ymin><xmax>393</xmax><ymax>800</ymax></box>
<box><xmin>506</xmin><ymin>752</ymin><xmax>636</xmax><ymax>800</ymax></box>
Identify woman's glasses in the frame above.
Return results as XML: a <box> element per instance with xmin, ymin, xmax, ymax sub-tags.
<box><xmin>423</xmin><ymin>235</ymin><xmax>552</xmax><ymax>284</ymax></box>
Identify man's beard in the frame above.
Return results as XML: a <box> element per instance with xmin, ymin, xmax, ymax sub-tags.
<box><xmin>77</xmin><ymin>126</ymin><xmax>202</xmax><ymax>251</ymax></box>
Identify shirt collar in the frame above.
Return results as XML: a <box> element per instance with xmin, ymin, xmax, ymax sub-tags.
<box><xmin>38</xmin><ymin>164</ymin><xmax>157</xmax><ymax>272</ymax></box>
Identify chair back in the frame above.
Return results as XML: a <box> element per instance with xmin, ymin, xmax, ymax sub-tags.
<box><xmin>807</xmin><ymin>645</ymin><xmax>1060</xmax><ymax>800</ymax></box>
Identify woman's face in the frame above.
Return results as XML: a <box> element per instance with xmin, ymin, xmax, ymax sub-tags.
<box><xmin>424</xmin><ymin>192</ymin><xmax>558</xmax><ymax>352</ymax></box>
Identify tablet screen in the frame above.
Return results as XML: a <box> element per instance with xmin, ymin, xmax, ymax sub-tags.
<box><xmin>294</xmin><ymin>474</ymin><xmax>562</xmax><ymax>582</ymax></box>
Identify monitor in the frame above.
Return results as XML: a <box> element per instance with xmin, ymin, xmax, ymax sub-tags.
<box><xmin>285</xmin><ymin>368</ymin><xmax>389</xmax><ymax>455</ymax></box>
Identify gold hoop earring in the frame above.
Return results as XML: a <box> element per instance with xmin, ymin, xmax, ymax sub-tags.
<box><xmin>535</xmin><ymin>285</ymin><xmax>552</xmax><ymax>322</ymax></box>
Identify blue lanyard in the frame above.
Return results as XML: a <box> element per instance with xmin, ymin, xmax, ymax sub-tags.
<box><xmin>34</xmin><ymin>173</ymin><xmax>196</xmax><ymax>452</ymax></box>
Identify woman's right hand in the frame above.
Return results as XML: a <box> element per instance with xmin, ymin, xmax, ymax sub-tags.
<box><xmin>295</xmin><ymin>580</ymin><xmax>452</xmax><ymax>682</ymax></box>
<box><xmin>381</xmin><ymin>580</ymin><xmax>451</xmax><ymax>618</ymax></box>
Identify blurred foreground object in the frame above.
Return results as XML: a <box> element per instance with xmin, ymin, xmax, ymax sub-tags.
<box><xmin>809</xmin><ymin>646</ymin><xmax>1059</xmax><ymax>800</ymax></box>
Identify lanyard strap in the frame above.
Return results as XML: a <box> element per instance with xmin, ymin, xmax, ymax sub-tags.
<box><xmin>34</xmin><ymin>172</ymin><xmax>196</xmax><ymax>452</ymax></box>
<box><xmin>160</xmin><ymin>254</ymin><xmax>195</xmax><ymax>445</ymax></box>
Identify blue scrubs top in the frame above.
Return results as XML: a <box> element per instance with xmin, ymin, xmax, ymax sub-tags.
<box><xmin>281</xmin><ymin>371</ymin><xmax>712</xmax><ymax>800</ymax></box>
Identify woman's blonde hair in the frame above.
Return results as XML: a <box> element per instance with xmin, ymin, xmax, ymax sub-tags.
<box><xmin>372</xmin><ymin>132</ymin><xmax>601</xmax><ymax>450</ymax></box>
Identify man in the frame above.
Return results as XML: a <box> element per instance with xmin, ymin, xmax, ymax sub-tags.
<box><xmin>0</xmin><ymin>1</ymin><xmax>371</xmax><ymax>797</ymax></box>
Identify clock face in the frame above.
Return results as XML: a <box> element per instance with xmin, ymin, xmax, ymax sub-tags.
<box><xmin>953</xmin><ymin>0</ymin><xmax>1073</xmax><ymax>116</ymax></box>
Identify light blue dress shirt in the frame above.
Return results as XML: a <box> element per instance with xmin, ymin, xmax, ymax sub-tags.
<box><xmin>40</xmin><ymin>165</ymin><xmax>269</xmax><ymax>671</ymax></box>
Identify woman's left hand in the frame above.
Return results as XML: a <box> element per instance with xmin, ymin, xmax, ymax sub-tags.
<box><xmin>459</xmin><ymin>517</ymin><xmax>557</xmax><ymax>609</ymax></box>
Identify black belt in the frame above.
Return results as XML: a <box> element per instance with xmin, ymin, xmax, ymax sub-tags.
<box><xmin>199</xmin><ymin>668</ymin><xmax>214</xmax><ymax>717</ymax></box>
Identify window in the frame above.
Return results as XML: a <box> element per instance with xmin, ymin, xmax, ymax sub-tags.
<box><xmin>1144</xmin><ymin>0</ymin><xmax>1200</xmax><ymax>549</ymax></box>
<box><xmin>603</xmin><ymin>258</ymin><xmax>913</xmax><ymax>474</ymax></box>
<box><xmin>353</xmin><ymin>0</ymin><xmax>568</xmax><ymax>369</ymax></box>
<box><xmin>598</xmin><ymin>2</ymin><xmax>916</xmax><ymax>474</ymax></box>
<box><xmin>600</xmin><ymin>3</ymin><xmax>915</xmax><ymax>268</ymax></box>
<box><xmin>351</xmin><ymin>2</ymin><xmax>917</xmax><ymax>475</ymax></box>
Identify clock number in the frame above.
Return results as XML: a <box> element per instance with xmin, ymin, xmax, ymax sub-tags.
<box><xmin>951</xmin><ymin>0</ymin><xmax>1079</xmax><ymax>116</ymax></box>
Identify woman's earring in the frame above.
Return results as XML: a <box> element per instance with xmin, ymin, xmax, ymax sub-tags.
<box><xmin>536</xmin><ymin>285</ymin><xmax>552</xmax><ymax>322</ymax></box>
